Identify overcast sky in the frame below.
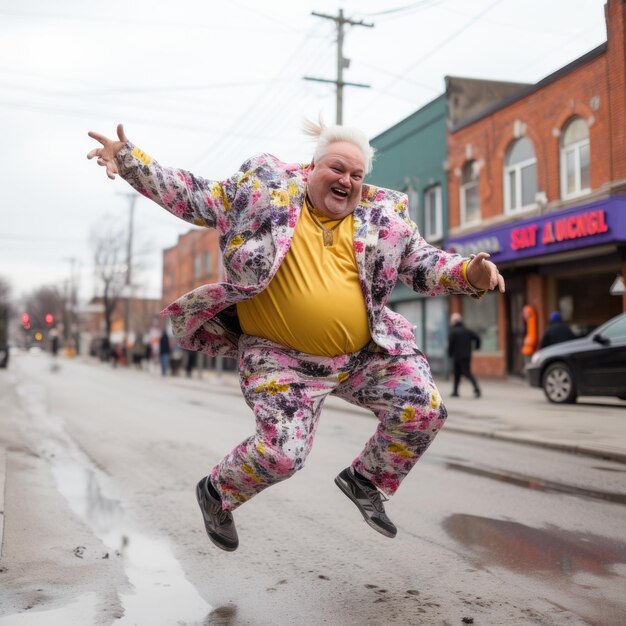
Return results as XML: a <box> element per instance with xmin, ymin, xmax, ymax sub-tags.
<box><xmin>0</xmin><ymin>0</ymin><xmax>607</xmax><ymax>304</ymax></box>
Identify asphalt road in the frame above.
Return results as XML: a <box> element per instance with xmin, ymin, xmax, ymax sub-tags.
<box><xmin>1</xmin><ymin>352</ymin><xmax>625</xmax><ymax>625</ymax></box>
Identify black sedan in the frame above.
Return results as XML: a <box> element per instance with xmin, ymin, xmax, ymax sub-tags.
<box><xmin>526</xmin><ymin>312</ymin><xmax>626</xmax><ymax>403</ymax></box>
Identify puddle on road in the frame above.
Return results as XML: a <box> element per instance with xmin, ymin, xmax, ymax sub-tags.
<box><xmin>445</xmin><ymin>461</ymin><xmax>626</xmax><ymax>505</ymax></box>
<box><xmin>52</xmin><ymin>456</ymin><xmax>212</xmax><ymax>625</ymax></box>
<box><xmin>444</xmin><ymin>513</ymin><xmax>626</xmax><ymax>578</ymax></box>
<box><xmin>10</xmin><ymin>379</ymin><xmax>212</xmax><ymax>625</ymax></box>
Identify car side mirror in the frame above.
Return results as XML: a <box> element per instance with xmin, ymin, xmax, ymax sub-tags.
<box><xmin>593</xmin><ymin>333</ymin><xmax>610</xmax><ymax>346</ymax></box>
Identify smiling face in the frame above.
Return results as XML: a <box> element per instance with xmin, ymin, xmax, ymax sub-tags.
<box><xmin>306</xmin><ymin>141</ymin><xmax>365</xmax><ymax>219</ymax></box>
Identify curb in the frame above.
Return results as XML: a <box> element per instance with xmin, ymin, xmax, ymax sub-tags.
<box><xmin>441</xmin><ymin>424</ymin><xmax>626</xmax><ymax>464</ymax></box>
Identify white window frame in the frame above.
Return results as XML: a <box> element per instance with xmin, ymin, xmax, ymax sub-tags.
<box><xmin>560</xmin><ymin>135</ymin><xmax>590</xmax><ymax>199</ymax></box>
<box><xmin>460</xmin><ymin>162</ymin><xmax>480</xmax><ymax>226</ymax></box>
<box><xmin>406</xmin><ymin>186</ymin><xmax>420</xmax><ymax>225</ymax></box>
<box><xmin>503</xmin><ymin>141</ymin><xmax>537</xmax><ymax>214</ymax></box>
<box><xmin>424</xmin><ymin>185</ymin><xmax>442</xmax><ymax>241</ymax></box>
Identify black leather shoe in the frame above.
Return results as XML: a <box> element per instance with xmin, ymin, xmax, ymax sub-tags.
<box><xmin>196</xmin><ymin>477</ymin><xmax>239</xmax><ymax>552</ymax></box>
<box><xmin>334</xmin><ymin>467</ymin><xmax>397</xmax><ymax>538</ymax></box>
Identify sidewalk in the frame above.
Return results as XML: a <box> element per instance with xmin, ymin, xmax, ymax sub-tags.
<box><xmin>168</xmin><ymin>367</ymin><xmax>626</xmax><ymax>464</ymax></box>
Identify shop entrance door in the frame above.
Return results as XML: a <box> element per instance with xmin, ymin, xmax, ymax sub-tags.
<box><xmin>506</xmin><ymin>278</ymin><xmax>526</xmax><ymax>376</ymax></box>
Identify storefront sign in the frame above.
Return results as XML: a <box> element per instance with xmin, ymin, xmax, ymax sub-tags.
<box><xmin>446</xmin><ymin>196</ymin><xmax>626</xmax><ymax>263</ymax></box>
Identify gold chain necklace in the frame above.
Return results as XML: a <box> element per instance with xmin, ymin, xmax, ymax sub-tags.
<box><xmin>305</xmin><ymin>196</ymin><xmax>346</xmax><ymax>247</ymax></box>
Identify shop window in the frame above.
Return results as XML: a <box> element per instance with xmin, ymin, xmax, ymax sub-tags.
<box><xmin>424</xmin><ymin>185</ymin><xmax>442</xmax><ymax>241</ymax></box>
<box><xmin>503</xmin><ymin>137</ymin><xmax>537</xmax><ymax>213</ymax></box>
<box><xmin>193</xmin><ymin>253</ymin><xmax>202</xmax><ymax>278</ymax></box>
<box><xmin>460</xmin><ymin>161</ymin><xmax>480</xmax><ymax>225</ymax></box>
<box><xmin>393</xmin><ymin>297</ymin><xmax>447</xmax><ymax>376</ymax></box>
<box><xmin>424</xmin><ymin>297</ymin><xmax>447</xmax><ymax>374</ymax></box>
<box><xmin>394</xmin><ymin>299</ymin><xmax>424</xmax><ymax>348</ymax></box>
<box><xmin>560</xmin><ymin>117</ymin><xmax>590</xmax><ymax>199</ymax></box>
<box><xmin>462</xmin><ymin>291</ymin><xmax>499</xmax><ymax>352</ymax></box>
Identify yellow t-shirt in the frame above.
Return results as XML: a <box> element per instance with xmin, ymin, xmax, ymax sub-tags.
<box><xmin>236</xmin><ymin>199</ymin><xmax>371</xmax><ymax>356</ymax></box>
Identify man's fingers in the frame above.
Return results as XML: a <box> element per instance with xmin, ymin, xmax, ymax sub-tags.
<box><xmin>497</xmin><ymin>274</ymin><xmax>506</xmax><ymax>293</ymax></box>
<box><xmin>87</xmin><ymin>130</ymin><xmax>110</xmax><ymax>146</ymax></box>
<box><xmin>116</xmin><ymin>123</ymin><xmax>127</xmax><ymax>143</ymax></box>
<box><xmin>473</xmin><ymin>251</ymin><xmax>490</xmax><ymax>264</ymax></box>
<box><xmin>86</xmin><ymin>148</ymin><xmax>100</xmax><ymax>160</ymax></box>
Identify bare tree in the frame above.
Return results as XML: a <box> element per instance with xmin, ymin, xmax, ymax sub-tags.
<box><xmin>91</xmin><ymin>217</ymin><xmax>128</xmax><ymax>342</ymax></box>
<box><xmin>23</xmin><ymin>285</ymin><xmax>64</xmax><ymax>329</ymax></box>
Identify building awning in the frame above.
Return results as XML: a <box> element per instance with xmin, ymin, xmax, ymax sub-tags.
<box><xmin>445</xmin><ymin>196</ymin><xmax>626</xmax><ymax>264</ymax></box>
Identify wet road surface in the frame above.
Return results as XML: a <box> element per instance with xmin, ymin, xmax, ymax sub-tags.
<box><xmin>1</xmin><ymin>352</ymin><xmax>625</xmax><ymax>624</ymax></box>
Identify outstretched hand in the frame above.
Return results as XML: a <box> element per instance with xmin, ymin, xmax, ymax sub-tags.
<box><xmin>466</xmin><ymin>252</ymin><xmax>506</xmax><ymax>293</ymax></box>
<box><xmin>87</xmin><ymin>123</ymin><xmax>128</xmax><ymax>180</ymax></box>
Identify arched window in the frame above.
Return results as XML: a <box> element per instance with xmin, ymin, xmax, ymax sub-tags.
<box><xmin>504</xmin><ymin>137</ymin><xmax>537</xmax><ymax>213</ymax></box>
<box><xmin>460</xmin><ymin>161</ymin><xmax>479</xmax><ymax>225</ymax></box>
<box><xmin>561</xmin><ymin>117</ymin><xmax>590</xmax><ymax>198</ymax></box>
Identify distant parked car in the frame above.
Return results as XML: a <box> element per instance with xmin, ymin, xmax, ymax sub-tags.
<box><xmin>526</xmin><ymin>312</ymin><xmax>626</xmax><ymax>403</ymax></box>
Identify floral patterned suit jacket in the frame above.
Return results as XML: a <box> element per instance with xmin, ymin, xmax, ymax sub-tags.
<box><xmin>116</xmin><ymin>143</ymin><xmax>481</xmax><ymax>359</ymax></box>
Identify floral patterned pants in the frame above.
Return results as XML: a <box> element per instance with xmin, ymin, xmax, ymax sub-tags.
<box><xmin>211</xmin><ymin>334</ymin><xmax>447</xmax><ymax>510</ymax></box>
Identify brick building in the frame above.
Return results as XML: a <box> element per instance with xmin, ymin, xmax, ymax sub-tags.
<box><xmin>369</xmin><ymin>79</ymin><xmax>527</xmax><ymax>374</ymax></box>
<box><xmin>81</xmin><ymin>295</ymin><xmax>161</xmax><ymax>356</ymax></box>
<box><xmin>446</xmin><ymin>0</ymin><xmax>626</xmax><ymax>377</ymax></box>
<box><xmin>161</xmin><ymin>228</ymin><xmax>221</xmax><ymax>308</ymax></box>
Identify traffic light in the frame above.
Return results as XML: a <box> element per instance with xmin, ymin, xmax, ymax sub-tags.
<box><xmin>45</xmin><ymin>313</ymin><xmax>54</xmax><ymax>325</ymax></box>
<box><xmin>21</xmin><ymin>312</ymin><xmax>31</xmax><ymax>330</ymax></box>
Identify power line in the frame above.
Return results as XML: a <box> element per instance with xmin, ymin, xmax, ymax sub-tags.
<box><xmin>0</xmin><ymin>233</ymin><xmax>87</xmax><ymax>243</ymax></box>
<box><xmin>0</xmin><ymin>9</ymin><xmax>300</xmax><ymax>35</ymax></box>
<box><xmin>0</xmin><ymin>78</ymin><xmax>294</xmax><ymax>97</ymax></box>
<box><xmin>192</xmin><ymin>22</ymin><xmax>333</xmax><ymax>168</ymax></box>
<box><xmin>355</xmin><ymin>0</ymin><xmax>444</xmax><ymax>18</ymax></box>
<box><xmin>0</xmin><ymin>99</ymin><xmax>304</xmax><ymax>143</ymax></box>
<box><xmin>356</xmin><ymin>0</ymin><xmax>507</xmax><ymax>119</ymax></box>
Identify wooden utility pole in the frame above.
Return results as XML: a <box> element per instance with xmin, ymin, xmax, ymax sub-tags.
<box><xmin>304</xmin><ymin>9</ymin><xmax>374</xmax><ymax>124</ymax></box>
<box><xmin>117</xmin><ymin>192</ymin><xmax>137</xmax><ymax>341</ymax></box>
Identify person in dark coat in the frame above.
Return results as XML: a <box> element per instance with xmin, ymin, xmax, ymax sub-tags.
<box><xmin>540</xmin><ymin>311</ymin><xmax>576</xmax><ymax>348</ymax></box>
<box><xmin>448</xmin><ymin>312</ymin><xmax>481</xmax><ymax>398</ymax></box>
<box><xmin>159</xmin><ymin>330</ymin><xmax>171</xmax><ymax>376</ymax></box>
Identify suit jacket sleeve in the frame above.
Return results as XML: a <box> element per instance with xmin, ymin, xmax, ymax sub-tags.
<box><xmin>115</xmin><ymin>142</ymin><xmax>246</xmax><ymax>230</ymax></box>
<box><xmin>397</xmin><ymin>222</ymin><xmax>481</xmax><ymax>297</ymax></box>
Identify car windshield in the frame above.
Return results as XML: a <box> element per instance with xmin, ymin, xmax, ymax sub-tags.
<box><xmin>596</xmin><ymin>315</ymin><xmax>626</xmax><ymax>340</ymax></box>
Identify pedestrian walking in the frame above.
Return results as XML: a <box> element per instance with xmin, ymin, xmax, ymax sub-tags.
<box><xmin>540</xmin><ymin>311</ymin><xmax>576</xmax><ymax>348</ymax></box>
<box><xmin>87</xmin><ymin>120</ymin><xmax>505</xmax><ymax>552</ymax></box>
<box><xmin>184</xmin><ymin>349</ymin><xmax>198</xmax><ymax>378</ymax></box>
<box><xmin>159</xmin><ymin>330</ymin><xmax>171</xmax><ymax>376</ymax></box>
<box><xmin>447</xmin><ymin>312</ymin><xmax>482</xmax><ymax>398</ymax></box>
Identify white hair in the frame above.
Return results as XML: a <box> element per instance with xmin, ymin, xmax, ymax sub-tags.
<box><xmin>302</xmin><ymin>116</ymin><xmax>375</xmax><ymax>174</ymax></box>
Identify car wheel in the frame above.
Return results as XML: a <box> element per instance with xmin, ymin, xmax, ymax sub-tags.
<box><xmin>542</xmin><ymin>362</ymin><xmax>577</xmax><ymax>403</ymax></box>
